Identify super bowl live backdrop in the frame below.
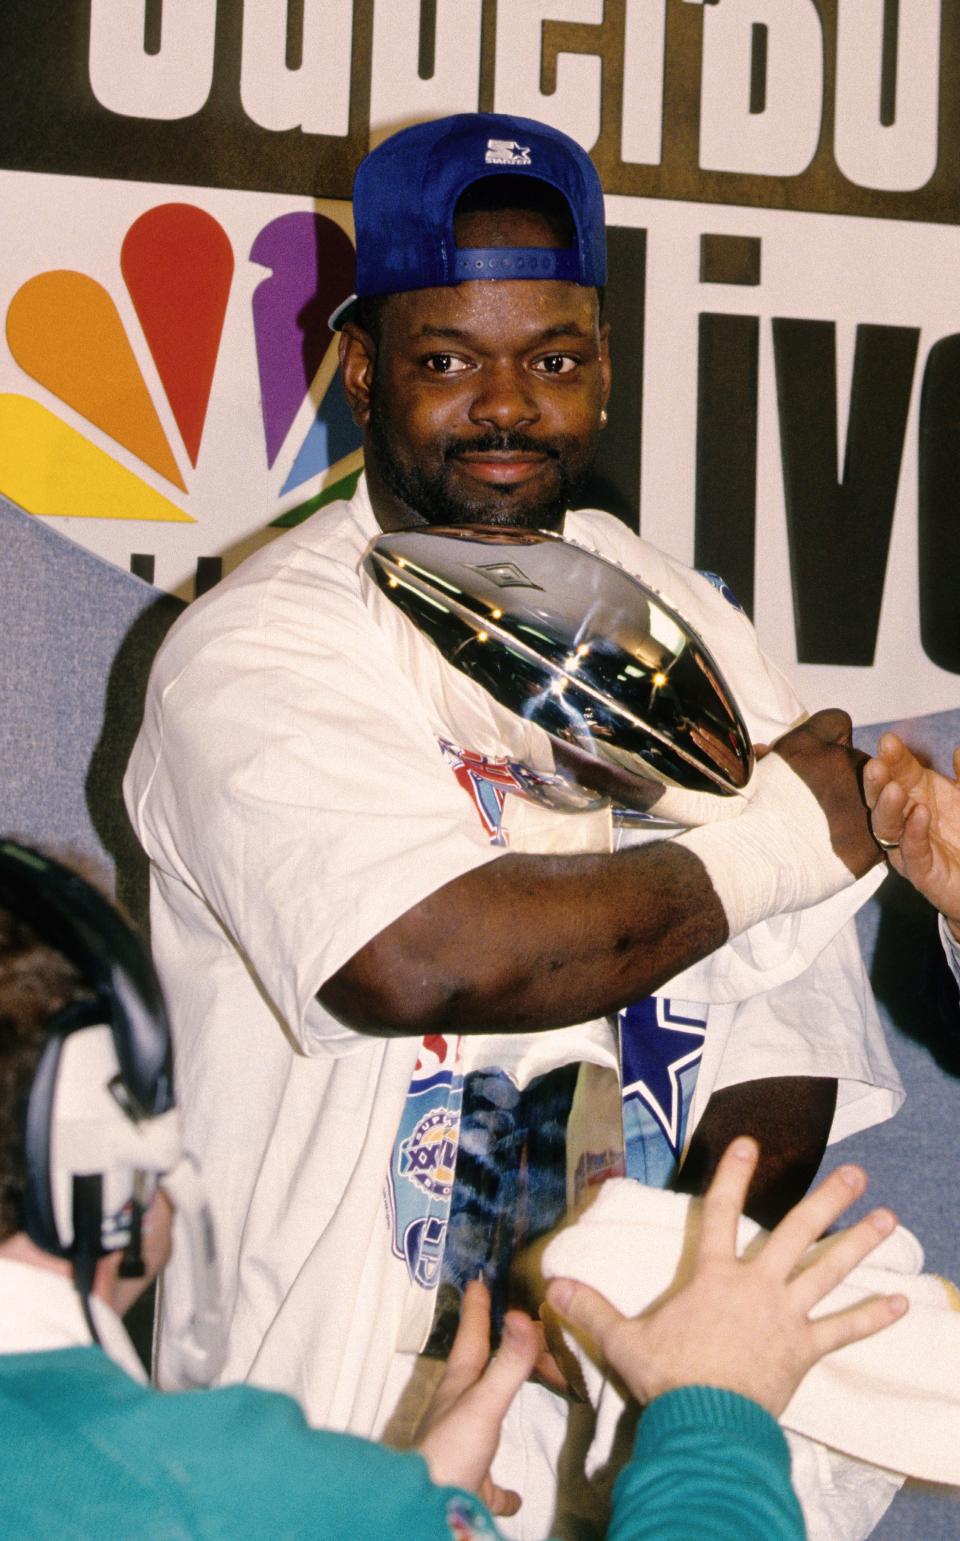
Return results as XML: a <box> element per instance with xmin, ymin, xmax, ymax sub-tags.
<box><xmin>2</xmin><ymin>7</ymin><xmax>960</xmax><ymax>1534</ymax></box>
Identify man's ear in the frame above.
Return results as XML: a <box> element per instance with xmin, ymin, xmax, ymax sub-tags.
<box><xmin>339</xmin><ymin>324</ymin><xmax>376</xmax><ymax>427</ymax></box>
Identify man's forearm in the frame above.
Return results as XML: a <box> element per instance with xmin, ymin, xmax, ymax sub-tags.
<box><xmin>676</xmin><ymin>1076</ymin><xmax>837</xmax><ymax>1228</ymax></box>
<box><xmin>321</xmin><ymin>715</ymin><xmax>883</xmax><ymax>1036</ymax></box>
<box><xmin>320</xmin><ymin>840</ymin><xmax>727</xmax><ymax>1034</ymax></box>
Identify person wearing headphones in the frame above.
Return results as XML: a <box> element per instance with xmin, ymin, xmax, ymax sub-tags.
<box><xmin>0</xmin><ymin>841</ymin><xmax>906</xmax><ymax>1539</ymax></box>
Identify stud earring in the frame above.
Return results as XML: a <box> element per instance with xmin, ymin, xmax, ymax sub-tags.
<box><xmin>600</xmin><ymin>408</ymin><xmax>608</xmax><ymax>426</ymax></box>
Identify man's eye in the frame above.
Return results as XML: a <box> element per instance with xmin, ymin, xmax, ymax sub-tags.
<box><xmin>424</xmin><ymin>354</ymin><xmax>470</xmax><ymax>374</ymax></box>
<box><xmin>534</xmin><ymin>354</ymin><xmax>578</xmax><ymax>375</ymax></box>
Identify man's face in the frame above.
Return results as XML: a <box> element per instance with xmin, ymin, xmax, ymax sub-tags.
<box><xmin>341</xmin><ymin>210</ymin><xmax>611</xmax><ymax>533</ymax></box>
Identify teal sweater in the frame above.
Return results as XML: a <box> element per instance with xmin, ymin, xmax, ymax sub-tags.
<box><xmin>0</xmin><ymin>1347</ymin><xmax>804</xmax><ymax>1539</ymax></box>
<box><xmin>610</xmin><ymin>1385</ymin><xmax>805</xmax><ymax>1540</ymax></box>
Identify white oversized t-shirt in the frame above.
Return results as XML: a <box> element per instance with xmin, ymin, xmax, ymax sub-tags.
<box><xmin>124</xmin><ymin>476</ymin><xmax>902</xmax><ymax>1433</ymax></box>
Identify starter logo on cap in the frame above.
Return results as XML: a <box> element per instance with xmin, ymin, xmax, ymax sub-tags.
<box><xmin>484</xmin><ymin>138</ymin><xmax>531</xmax><ymax>166</ymax></box>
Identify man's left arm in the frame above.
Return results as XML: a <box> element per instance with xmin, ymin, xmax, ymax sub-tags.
<box><xmin>676</xmin><ymin>1075</ymin><xmax>837</xmax><ymax>1229</ymax></box>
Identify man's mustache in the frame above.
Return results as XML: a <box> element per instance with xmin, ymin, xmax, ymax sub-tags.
<box><xmin>442</xmin><ymin>432</ymin><xmax>562</xmax><ymax>460</ymax></box>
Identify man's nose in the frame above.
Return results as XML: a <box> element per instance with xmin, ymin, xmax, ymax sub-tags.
<box><xmin>467</xmin><ymin>363</ymin><xmax>540</xmax><ymax>430</ymax></box>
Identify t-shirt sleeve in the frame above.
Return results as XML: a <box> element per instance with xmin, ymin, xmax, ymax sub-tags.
<box><xmin>129</xmin><ymin>584</ymin><xmax>501</xmax><ymax>1047</ymax></box>
<box><xmin>607</xmin><ymin>1386</ymin><xmax>805</xmax><ymax>1541</ymax></box>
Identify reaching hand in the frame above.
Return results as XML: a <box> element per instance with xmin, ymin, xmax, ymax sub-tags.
<box><xmin>772</xmin><ymin>709</ymin><xmax>879</xmax><ymax>879</ymax></box>
<box><xmin>416</xmin><ymin>1279</ymin><xmax>540</xmax><ymax>1516</ymax></box>
<box><xmin>546</xmin><ymin>1137</ymin><xmax>907</xmax><ymax>1420</ymax></box>
<box><xmin>863</xmin><ymin>733</ymin><xmax>960</xmax><ymax>936</ymax></box>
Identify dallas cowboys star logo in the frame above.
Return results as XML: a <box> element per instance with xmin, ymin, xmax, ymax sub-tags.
<box><xmin>618</xmin><ymin>997</ymin><xmax>707</xmax><ymax>1155</ymax></box>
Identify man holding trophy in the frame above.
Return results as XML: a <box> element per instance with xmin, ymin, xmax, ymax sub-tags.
<box><xmin>125</xmin><ymin>114</ymin><xmax>903</xmax><ymax>1538</ymax></box>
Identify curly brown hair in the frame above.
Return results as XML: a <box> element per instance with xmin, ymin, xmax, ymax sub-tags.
<box><xmin>0</xmin><ymin>905</ymin><xmax>85</xmax><ymax>1240</ymax></box>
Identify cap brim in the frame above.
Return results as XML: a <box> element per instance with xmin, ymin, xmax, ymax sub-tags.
<box><xmin>328</xmin><ymin>293</ymin><xmax>359</xmax><ymax>331</ymax></box>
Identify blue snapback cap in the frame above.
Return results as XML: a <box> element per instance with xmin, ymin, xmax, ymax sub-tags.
<box><xmin>330</xmin><ymin>112</ymin><xmax>607</xmax><ymax>329</ymax></box>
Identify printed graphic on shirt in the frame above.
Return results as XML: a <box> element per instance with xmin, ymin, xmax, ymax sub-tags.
<box><xmin>698</xmin><ymin>570</ymin><xmax>744</xmax><ymax>613</ymax></box>
<box><xmin>427</xmin><ymin>1062</ymin><xmax>579</xmax><ymax>1358</ymax></box>
<box><xmin>386</xmin><ymin>1034</ymin><xmax>463</xmax><ymax>1289</ymax></box>
<box><xmin>437</xmin><ymin>737</ymin><xmax>572</xmax><ymax>843</ymax></box>
<box><xmin>399</xmin><ymin>1108</ymin><xmax>459</xmax><ymax>1202</ymax></box>
<box><xmin>571</xmin><ymin>1143</ymin><xmax>627</xmax><ymax>1206</ymax></box>
<box><xmin>445</xmin><ymin>1493</ymin><xmax>503</xmax><ymax>1539</ymax></box>
<box><xmin>619</xmin><ymin>997</ymin><xmax>708</xmax><ymax>1189</ymax></box>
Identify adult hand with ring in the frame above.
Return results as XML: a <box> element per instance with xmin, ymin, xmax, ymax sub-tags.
<box><xmin>862</xmin><ymin>734</ymin><xmax>960</xmax><ymax>938</ymax></box>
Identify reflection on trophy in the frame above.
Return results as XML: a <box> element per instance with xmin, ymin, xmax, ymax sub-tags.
<box><xmin>361</xmin><ymin>525</ymin><xmax>754</xmax><ymax>828</ymax></box>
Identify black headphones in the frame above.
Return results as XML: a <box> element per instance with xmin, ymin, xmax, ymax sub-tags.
<box><xmin>0</xmin><ymin>840</ymin><xmax>173</xmax><ymax>1266</ymax></box>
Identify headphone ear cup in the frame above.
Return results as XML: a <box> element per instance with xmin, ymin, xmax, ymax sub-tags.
<box><xmin>27</xmin><ymin>1019</ymin><xmax>184</xmax><ymax>1265</ymax></box>
<box><xmin>22</xmin><ymin>1002</ymin><xmax>104</xmax><ymax>1258</ymax></box>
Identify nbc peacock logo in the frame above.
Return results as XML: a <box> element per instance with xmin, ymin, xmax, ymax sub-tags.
<box><xmin>1</xmin><ymin>200</ymin><xmax>362</xmax><ymax>595</ymax></box>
